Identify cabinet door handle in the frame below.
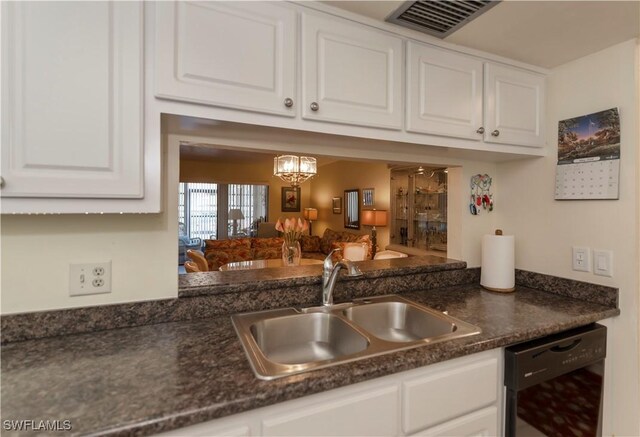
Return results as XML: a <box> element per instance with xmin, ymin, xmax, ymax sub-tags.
<box><xmin>284</xmin><ymin>98</ymin><xmax>294</xmax><ymax>108</ymax></box>
<box><xmin>310</xmin><ymin>102</ymin><xmax>319</xmax><ymax>111</ymax></box>
<box><xmin>0</xmin><ymin>176</ymin><xmax>4</xmax><ymax>188</ymax></box>
<box><xmin>476</xmin><ymin>127</ymin><xmax>485</xmax><ymax>134</ymax></box>
<box><xmin>491</xmin><ymin>130</ymin><xmax>500</xmax><ymax>137</ymax></box>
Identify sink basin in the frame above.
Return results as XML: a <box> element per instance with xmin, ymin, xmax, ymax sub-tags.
<box><xmin>343</xmin><ymin>301</ymin><xmax>456</xmax><ymax>343</ymax></box>
<box><xmin>250</xmin><ymin>313</ymin><xmax>369</xmax><ymax>364</ymax></box>
<box><xmin>232</xmin><ymin>295</ymin><xmax>481</xmax><ymax>380</ymax></box>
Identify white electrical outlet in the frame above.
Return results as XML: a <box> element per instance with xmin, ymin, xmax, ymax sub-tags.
<box><xmin>572</xmin><ymin>247</ymin><xmax>591</xmax><ymax>272</ymax></box>
<box><xmin>69</xmin><ymin>261</ymin><xmax>112</xmax><ymax>296</ymax></box>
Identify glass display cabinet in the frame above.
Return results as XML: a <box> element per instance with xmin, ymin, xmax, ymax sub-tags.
<box><xmin>390</xmin><ymin>167</ymin><xmax>447</xmax><ymax>253</ymax></box>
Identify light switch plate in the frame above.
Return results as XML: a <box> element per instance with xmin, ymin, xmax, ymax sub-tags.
<box><xmin>593</xmin><ymin>250</ymin><xmax>613</xmax><ymax>277</ymax></box>
<box><xmin>572</xmin><ymin>246</ymin><xmax>591</xmax><ymax>272</ymax></box>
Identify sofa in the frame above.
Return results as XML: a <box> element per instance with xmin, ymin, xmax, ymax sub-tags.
<box><xmin>203</xmin><ymin>228</ymin><xmax>372</xmax><ymax>271</ymax></box>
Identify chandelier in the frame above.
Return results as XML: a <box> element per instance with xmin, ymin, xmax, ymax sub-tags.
<box><xmin>273</xmin><ymin>155</ymin><xmax>317</xmax><ymax>187</ymax></box>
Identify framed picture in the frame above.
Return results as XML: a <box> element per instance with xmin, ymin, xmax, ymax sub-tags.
<box><xmin>362</xmin><ymin>188</ymin><xmax>375</xmax><ymax>207</ymax></box>
<box><xmin>281</xmin><ymin>187</ymin><xmax>301</xmax><ymax>212</ymax></box>
<box><xmin>332</xmin><ymin>197</ymin><xmax>342</xmax><ymax>214</ymax></box>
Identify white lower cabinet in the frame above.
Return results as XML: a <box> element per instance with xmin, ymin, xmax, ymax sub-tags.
<box><xmin>262</xmin><ymin>385</ymin><xmax>398</xmax><ymax>436</ymax></box>
<box><xmin>409</xmin><ymin>406</ymin><xmax>499</xmax><ymax>437</ymax></box>
<box><xmin>402</xmin><ymin>352</ymin><xmax>499</xmax><ymax>433</ymax></box>
<box><xmin>157</xmin><ymin>349</ymin><xmax>502</xmax><ymax>437</ymax></box>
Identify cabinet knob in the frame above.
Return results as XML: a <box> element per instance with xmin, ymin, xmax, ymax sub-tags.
<box><xmin>491</xmin><ymin>130</ymin><xmax>500</xmax><ymax>137</ymax></box>
<box><xmin>476</xmin><ymin>127</ymin><xmax>485</xmax><ymax>134</ymax></box>
<box><xmin>310</xmin><ymin>102</ymin><xmax>319</xmax><ymax>112</ymax></box>
<box><xmin>284</xmin><ymin>98</ymin><xmax>294</xmax><ymax>108</ymax></box>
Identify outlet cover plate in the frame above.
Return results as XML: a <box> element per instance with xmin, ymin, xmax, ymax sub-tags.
<box><xmin>69</xmin><ymin>261</ymin><xmax>112</xmax><ymax>296</ymax></box>
<box><xmin>572</xmin><ymin>247</ymin><xmax>591</xmax><ymax>272</ymax></box>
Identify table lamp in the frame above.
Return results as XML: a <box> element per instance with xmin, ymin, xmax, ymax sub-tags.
<box><xmin>361</xmin><ymin>209</ymin><xmax>387</xmax><ymax>258</ymax></box>
<box><xmin>303</xmin><ymin>207</ymin><xmax>318</xmax><ymax>235</ymax></box>
<box><xmin>229</xmin><ymin>209</ymin><xmax>245</xmax><ymax>236</ymax></box>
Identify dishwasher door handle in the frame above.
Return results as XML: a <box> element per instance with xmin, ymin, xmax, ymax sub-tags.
<box><xmin>550</xmin><ymin>338</ymin><xmax>582</xmax><ymax>352</ymax></box>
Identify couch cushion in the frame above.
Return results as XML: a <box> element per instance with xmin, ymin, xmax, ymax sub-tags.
<box><xmin>205</xmin><ymin>238</ymin><xmax>251</xmax><ymax>251</ymax></box>
<box><xmin>300</xmin><ymin>235</ymin><xmax>321</xmax><ymax>253</ymax></box>
<box><xmin>250</xmin><ymin>237</ymin><xmax>283</xmax><ymax>250</ymax></box>
<box><xmin>320</xmin><ymin>228</ymin><xmax>370</xmax><ymax>254</ymax></box>
<box><xmin>251</xmin><ymin>237</ymin><xmax>284</xmax><ymax>260</ymax></box>
<box><xmin>205</xmin><ymin>247</ymin><xmax>252</xmax><ymax>271</ymax></box>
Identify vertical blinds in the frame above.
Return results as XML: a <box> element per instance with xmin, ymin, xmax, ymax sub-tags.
<box><xmin>179</xmin><ymin>182</ymin><xmax>268</xmax><ymax>240</ymax></box>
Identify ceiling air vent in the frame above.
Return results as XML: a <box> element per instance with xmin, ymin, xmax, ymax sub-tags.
<box><xmin>387</xmin><ymin>1</ymin><xmax>499</xmax><ymax>39</ymax></box>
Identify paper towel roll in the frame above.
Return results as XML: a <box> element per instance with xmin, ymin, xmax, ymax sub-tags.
<box><xmin>480</xmin><ymin>232</ymin><xmax>515</xmax><ymax>292</ymax></box>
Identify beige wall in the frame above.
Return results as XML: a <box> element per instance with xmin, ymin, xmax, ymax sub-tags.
<box><xmin>0</xmin><ymin>133</ymin><xmax>178</xmax><ymax>314</ymax></box>
<box><xmin>309</xmin><ymin>161</ymin><xmax>392</xmax><ymax>246</ymax></box>
<box><xmin>180</xmin><ymin>158</ymin><xmax>311</xmax><ymax>224</ymax></box>
<box><xmin>496</xmin><ymin>39</ymin><xmax>639</xmax><ymax>435</ymax></box>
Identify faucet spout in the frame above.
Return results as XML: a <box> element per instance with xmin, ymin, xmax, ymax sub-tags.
<box><xmin>322</xmin><ymin>249</ymin><xmax>363</xmax><ymax>306</ymax></box>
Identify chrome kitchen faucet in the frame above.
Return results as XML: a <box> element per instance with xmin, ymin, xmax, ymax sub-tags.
<box><xmin>322</xmin><ymin>248</ymin><xmax>363</xmax><ymax>306</ymax></box>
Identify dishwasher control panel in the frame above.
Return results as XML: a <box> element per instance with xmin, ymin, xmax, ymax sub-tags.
<box><xmin>504</xmin><ymin>323</ymin><xmax>606</xmax><ymax>390</ymax></box>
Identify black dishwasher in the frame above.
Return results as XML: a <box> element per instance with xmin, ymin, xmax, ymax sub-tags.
<box><xmin>505</xmin><ymin>323</ymin><xmax>606</xmax><ymax>437</ymax></box>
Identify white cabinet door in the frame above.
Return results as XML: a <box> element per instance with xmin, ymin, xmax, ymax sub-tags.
<box><xmin>402</xmin><ymin>353</ymin><xmax>499</xmax><ymax>434</ymax></box>
<box><xmin>484</xmin><ymin>63</ymin><xmax>545</xmax><ymax>147</ymax></box>
<box><xmin>262</xmin><ymin>385</ymin><xmax>398</xmax><ymax>436</ymax></box>
<box><xmin>406</xmin><ymin>42</ymin><xmax>483</xmax><ymax>141</ymax></box>
<box><xmin>302</xmin><ymin>13</ymin><xmax>403</xmax><ymax>130</ymax></box>
<box><xmin>409</xmin><ymin>406</ymin><xmax>499</xmax><ymax>437</ymax></box>
<box><xmin>1</xmin><ymin>1</ymin><xmax>143</xmax><ymax>198</ymax></box>
<box><xmin>155</xmin><ymin>2</ymin><xmax>297</xmax><ymax>117</ymax></box>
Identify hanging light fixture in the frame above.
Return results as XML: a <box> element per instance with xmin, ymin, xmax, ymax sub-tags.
<box><xmin>273</xmin><ymin>155</ymin><xmax>317</xmax><ymax>187</ymax></box>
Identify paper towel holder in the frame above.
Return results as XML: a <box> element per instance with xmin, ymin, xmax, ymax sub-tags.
<box><xmin>480</xmin><ymin>229</ymin><xmax>515</xmax><ymax>293</ymax></box>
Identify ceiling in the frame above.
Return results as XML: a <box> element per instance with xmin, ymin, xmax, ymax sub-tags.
<box><xmin>321</xmin><ymin>1</ymin><xmax>640</xmax><ymax>68</ymax></box>
<box><xmin>180</xmin><ymin>143</ymin><xmax>337</xmax><ymax>167</ymax></box>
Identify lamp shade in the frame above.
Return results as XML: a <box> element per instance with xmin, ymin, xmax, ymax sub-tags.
<box><xmin>303</xmin><ymin>207</ymin><xmax>318</xmax><ymax>221</ymax></box>
<box><xmin>228</xmin><ymin>209</ymin><xmax>245</xmax><ymax>220</ymax></box>
<box><xmin>362</xmin><ymin>209</ymin><xmax>387</xmax><ymax>227</ymax></box>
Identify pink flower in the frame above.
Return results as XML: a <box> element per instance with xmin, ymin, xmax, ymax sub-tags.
<box><xmin>276</xmin><ymin>217</ymin><xmax>309</xmax><ymax>244</ymax></box>
<box><xmin>275</xmin><ymin>219</ymin><xmax>284</xmax><ymax>232</ymax></box>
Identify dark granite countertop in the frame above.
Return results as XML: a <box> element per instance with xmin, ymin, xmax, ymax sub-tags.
<box><xmin>178</xmin><ymin>256</ymin><xmax>467</xmax><ymax>297</ymax></box>
<box><xmin>1</xmin><ymin>284</ymin><xmax>619</xmax><ymax>436</ymax></box>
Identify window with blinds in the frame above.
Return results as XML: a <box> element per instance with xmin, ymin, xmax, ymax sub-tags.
<box><xmin>228</xmin><ymin>184</ymin><xmax>269</xmax><ymax>236</ymax></box>
<box><xmin>179</xmin><ymin>182</ymin><xmax>268</xmax><ymax>240</ymax></box>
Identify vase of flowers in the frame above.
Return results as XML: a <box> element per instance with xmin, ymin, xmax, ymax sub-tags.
<box><xmin>276</xmin><ymin>217</ymin><xmax>308</xmax><ymax>266</ymax></box>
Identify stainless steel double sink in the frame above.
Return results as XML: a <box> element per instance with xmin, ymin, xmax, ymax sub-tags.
<box><xmin>232</xmin><ymin>295</ymin><xmax>481</xmax><ymax>379</ymax></box>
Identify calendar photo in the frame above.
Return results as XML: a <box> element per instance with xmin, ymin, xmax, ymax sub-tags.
<box><xmin>555</xmin><ymin>108</ymin><xmax>620</xmax><ymax>200</ymax></box>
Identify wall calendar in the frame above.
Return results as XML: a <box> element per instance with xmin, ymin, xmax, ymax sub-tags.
<box><xmin>555</xmin><ymin>108</ymin><xmax>620</xmax><ymax>200</ymax></box>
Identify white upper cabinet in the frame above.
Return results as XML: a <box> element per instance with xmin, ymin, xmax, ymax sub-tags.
<box><xmin>1</xmin><ymin>1</ymin><xmax>144</xmax><ymax>199</ymax></box>
<box><xmin>484</xmin><ymin>63</ymin><xmax>545</xmax><ymax>147</ymax></box>
<box><xmin>301</xmin><ymin>13</ymin><xmax>403</xmax><ymax>130</ymax></box>
<box><xmin>155</xmin><ymin>2</ymin><xmax>297</xmax><ymax>117</ymax></box>
<box><xmin>406</xmin><ymin>42</ymin><xmax>483</xmax><ymax>140</ymax></box>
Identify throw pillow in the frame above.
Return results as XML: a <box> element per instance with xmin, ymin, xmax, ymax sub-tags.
<box><xmin>300</xmin><ymin>235</ymin><xmax>321</xmax><ymax>253</ymax></box>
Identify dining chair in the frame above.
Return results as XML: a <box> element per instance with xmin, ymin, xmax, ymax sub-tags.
<box><xmin>187</xmin><ymin>249</ymin><xmax>209</xmax><ymax>272</ymax></box>
<box><xmin>184</xmin><ymin>261</ymin><xmax>200</xmax><ymax>273</ymax></box>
